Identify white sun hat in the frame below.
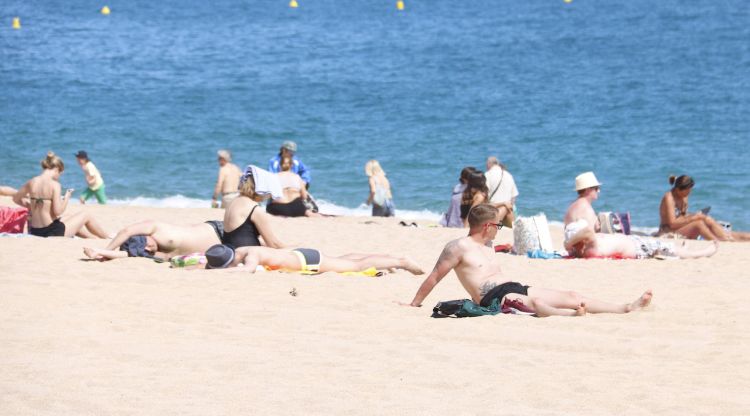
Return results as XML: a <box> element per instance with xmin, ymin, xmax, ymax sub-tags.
<box><xmin>575</xmin><ymin>171</ymin><xmax>602</xmax><ymax>191</ymax></box>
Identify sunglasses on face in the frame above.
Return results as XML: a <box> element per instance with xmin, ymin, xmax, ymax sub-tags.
<box><xmin>485</xmin><ymin>222</ymin><xmax>504</xmax><ymax>230</ymax></box>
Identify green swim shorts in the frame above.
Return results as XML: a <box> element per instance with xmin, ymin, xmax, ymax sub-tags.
<box><xmin>81</xmin><ymin>184</ymin><xmax>107</xmax><ymax>204</ymax></box>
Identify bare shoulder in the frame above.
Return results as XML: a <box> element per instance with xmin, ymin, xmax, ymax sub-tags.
<box><xmin>441</xmin><ymin>237</ymin><xmax>468</xmax><ymax>259</ymax></box>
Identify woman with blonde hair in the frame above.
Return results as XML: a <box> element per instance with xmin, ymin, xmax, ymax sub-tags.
<box><xmin>658</xmin><ymin>175</ymin><xmax>750</xmax><ymax>241</ymax></box>
<box><xmin>365</xmin><ymin>160</ymin><xmax>394</xmax><ymax>217</ymax></box>
<box><xmin>222</xmin><ymin>165</ymin><xmax>286</xmax><ymax>249</ymax></box>
<box><xmin>13</xmin><ymin>151</ymin><xmax>109</xmax><ymax>238</ymax></box>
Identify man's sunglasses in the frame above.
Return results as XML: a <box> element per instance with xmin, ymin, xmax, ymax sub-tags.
<box><xmin>486</xmin><ymin>222</ymin><xmax>504</xmax><ymax>230</ymax></box>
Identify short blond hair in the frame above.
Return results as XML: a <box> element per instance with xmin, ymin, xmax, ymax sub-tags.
<box><xmin>364</xmin><ymin>160</ymin><xmax>385</xmax><ymax>177</ymax></box>
<box><xmin>467</xmin><ymin>204</ymin><xmax>498</xmax><ymax>228</ymax></box>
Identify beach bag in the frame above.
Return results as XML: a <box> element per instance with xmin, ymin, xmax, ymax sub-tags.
<box><xmin>598</xmin><ymin>212</ymin><xmax>631</xmax><ymax>235</ymax></box>
<box><xmin>431</xmin><ymin>298</ymin><xmax>502</xmax><ymax>318</ymax></box>
<box><xmin>512</xmin><ymin>213</ymin><xmax>553</xmax><ymax>255</ymax></box>
<box><xmin>0</xmin><ymin>207</ymin><xmax>28</xmax><ymax>234</ymax></box>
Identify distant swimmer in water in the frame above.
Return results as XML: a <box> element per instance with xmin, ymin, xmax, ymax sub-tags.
<box><xmin>212</xmin><ymin>149</ymin><xmax>242</xmax><ymax>209</ymax></box>
<box><xmin>657</xmin><ymin>175</ymin><xmax>750</xmax><ymax>241</ymax></box>
<box><xmin>14</xmin><ymin>151</ymin><xmax>109</xmax><ymax>238</ymax></box>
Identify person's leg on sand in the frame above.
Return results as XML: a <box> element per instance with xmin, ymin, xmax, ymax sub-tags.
<box><xmin>676</xmin><ymin>220</ymin><xmax>718</xmax><ymax>240</ymax></box>
<box><xmin>83</xmin><ymin>247</ymin><xmax>128</xmax><ymax>261</ymax></box>
<box><xmin>62</xmin><ymin>211</ymin><xmax>109</xmax><ymax>238</ymax></box>
<box><xmin>673</xmin><ymin>240</ymin><xmax>718</xmax><ymax>258</ymax></box>
<box><xmin>521</xmin><ymin>287</ymin><xmax>652</xmax><ymax>316</ymax></box>
<box><xmin>321</xmin><ymin>253</ymin><xmax>424</xmax><ymax>275</ymax></box>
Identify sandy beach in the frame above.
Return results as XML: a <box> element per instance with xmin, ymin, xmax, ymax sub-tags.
<box><xmin>1</xmin><ymin>196</ymin><xmax>749</xmax><ymax>415</ymax></box>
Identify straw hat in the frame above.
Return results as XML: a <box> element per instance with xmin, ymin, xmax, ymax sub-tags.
<box><xmin>575</xmin><ymin>171</ymin><xmax>602</xmax><ymax>191</ymax></box>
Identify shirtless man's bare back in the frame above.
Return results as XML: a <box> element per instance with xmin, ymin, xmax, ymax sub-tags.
<box><xmin>402</xmin><ymin>204</ymin><xmax>652</xmax><ymax>317</ymax></box>
<box><xmin>212</xmin><ymin>150</ymin><xmax>242</xmax><ymax>208</ymax></box>
<box><xmin>83</xmin><ymin>220</ymin><xmax>224</xmax><ymax>261</ymax></box>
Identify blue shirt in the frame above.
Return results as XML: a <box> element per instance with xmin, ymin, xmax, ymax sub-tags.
<box><xmin>267</xmin><ymin>155</ymin><xmax>311</xmax><ymax>184</ymax></box>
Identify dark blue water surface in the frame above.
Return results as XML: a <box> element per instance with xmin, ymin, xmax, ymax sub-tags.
<box><xmin>2</xmin><ymin>0</ymin><xmax>749</xmax><ymax>228</ymax></box>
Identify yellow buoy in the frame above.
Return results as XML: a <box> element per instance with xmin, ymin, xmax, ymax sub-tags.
<box><xmin>12</xmin><ymin>17</ymin><xmax>21</xmax><ymax>29</ymax></box>
<box><xmin>289</xmin><ymin>0</ymin><xmax>298</xmax><ymax>8</ymax></box>
<box><xmin>564</xmin><ymin>0</ymin><xmax>572</xmax><ymax>3</ymax></box>
<box><xmin>101</xmin><ymin>5</ymin><xmax>111</xmax><ymax>15</ymax></box>
<box><xmin>396</xmin><ymin>0</ymin><xmax>405</xmax><ymax>10</ymax></box>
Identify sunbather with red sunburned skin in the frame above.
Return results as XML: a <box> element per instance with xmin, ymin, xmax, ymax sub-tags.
<box><xmin>399</xmin><ymin>204</ymin><xmax>653</xmax><ymax>317</ymax></box>
<box><xmin>564</xmin><ymin>227</ymin><xmax>718</xmax><ymax>259</ymax></box>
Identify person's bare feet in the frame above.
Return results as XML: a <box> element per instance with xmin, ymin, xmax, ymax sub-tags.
<box><xmin>83</xmin><ymin>247</ymin><xmax>104</xmax><ymax>261</ymax></box>
<box><xmin>574</xmin><ymin>302</ymin><xmax>587</xmax><ymax>316</ymax></box>
<box><xmin>626</xmin><ymin>290</ymin><xmax>653</xmax><ymax>312</ymax></box>
<box><xmin>401</xmin><ymin>257</ymin><xmax>425</xmax><ymax>275</ymax></box>
<box><xmin>710</xmin><ymin>240</ymin><xmax>719</xmax><ymax>255</ymax></box>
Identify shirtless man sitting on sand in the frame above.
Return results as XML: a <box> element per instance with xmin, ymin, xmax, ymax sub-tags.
<box><xmin>401</xmin><ymin>204</ymin><xmax>653</xmax><ymax>317</ymax></box>
<box><xmin>563</xmin><ymin>171</ymin><xmax>602</xmax><ymax>246</ymax></box>
<box><xmin>83</xmin><ymin>220</ymin><xmax>224</xmax><ymax>261</ymax></box>
<box><xmin>202</xmin><ymin>243</ymin><xmax>425</xmax><ymax>275</ymax></box>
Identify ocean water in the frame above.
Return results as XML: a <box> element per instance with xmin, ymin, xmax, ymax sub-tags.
<box><xmin>2</xmin><ymin>0</ymin><xmax>749</xmax><ymax>229</ymax></box>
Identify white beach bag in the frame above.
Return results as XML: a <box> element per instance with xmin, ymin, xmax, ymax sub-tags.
<box><xmin>513</xmin><ymin>213</ymin><xmax>554</xmax><ymax>255</ymax></box>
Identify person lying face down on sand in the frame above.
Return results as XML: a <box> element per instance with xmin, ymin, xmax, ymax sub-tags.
<box><xmin>400</xmin><ymin>204</ymin><xmax>653</xmax><ymax>317</ymax></box>
<box><xmin>83</xmin><ymin>220</ymin><xmax>224</xmax><ymax>261</ymax></box>
<box><xmin>563</xmin><ymin>225</ymin><xmax>718</xmax><ymax>259</ymax></box>
<box><xmin>202</xmin><ymin>244</ymin><xmax>425</xmax><ymax>275</ymax></box>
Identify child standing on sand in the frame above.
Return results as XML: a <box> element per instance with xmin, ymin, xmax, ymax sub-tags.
<box><xmin>75</xmin><ymin>150</ymin><xmax>107</xmax><ymax>204</ymax></box>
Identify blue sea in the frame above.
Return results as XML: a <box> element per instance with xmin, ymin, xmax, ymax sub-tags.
<box><xmin>2</xmin><ymin>0</ymin><xmax>749</xmax><ymax>229</ymax></box>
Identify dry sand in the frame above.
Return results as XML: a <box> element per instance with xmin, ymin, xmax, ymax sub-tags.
<box><xmin>1</xmin><ymin>197</ymin><xmax>749</xmax><ymax>415</ymax></box>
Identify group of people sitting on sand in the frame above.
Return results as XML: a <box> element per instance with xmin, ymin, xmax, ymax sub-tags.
<box><xmin>7</xmin><ymin>148</ymin><xmax>750</xmax><ymax>318</ymax></box>
<box><xmin>563</xmin><ymin>171</ymin><xmax>750</xmax><ymax>258</ymax></box>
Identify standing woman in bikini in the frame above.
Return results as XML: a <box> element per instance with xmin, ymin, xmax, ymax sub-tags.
<box><xmin>460</xmin><ymin>170</ymin><xmax>488</xmax><ymax>227</ymax></box>
<box><xmin>658</xmin><ymin>175</ymin><xmax>750</xmax><ymax>241</ymax></box>
<box><xmin>13</xmin><ymin>151</ymin><xmax>109</xmax><ymax>238</ymax></box>
<box><xmin>222</xmin><ymin>168</ymin><xmax>286</xmax><ymax>249</ymax></box>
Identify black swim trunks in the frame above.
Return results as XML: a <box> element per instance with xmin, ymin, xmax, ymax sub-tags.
<box><xmin>205</xmin><ymin>220</ymin><xmax>224</xmax><ymax>241</ymax></box>
<box><xmin>29</xmin><ymin>219</ymin><xmax>66</xmax><ymax>237</ymax></box>
<box><xmin>479</xmin><ymin>282</ymin><xmax>530</xmax><ymax>307</ymax></box>
<box><xmin>267</xmin><ymin>198</ymin><xmax>307</xmax><ymax>217</ymax></box>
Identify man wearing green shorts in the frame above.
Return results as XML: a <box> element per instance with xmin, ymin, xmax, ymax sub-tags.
<box><xmin>75</xmin><ymin>150</ymin><xmax>107</xmax><ymax>204</ymax></box>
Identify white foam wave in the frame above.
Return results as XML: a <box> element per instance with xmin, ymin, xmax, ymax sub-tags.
<box><xmin>315</xmin><ymin>199</ymin><xmax>443</xmax><ymax>221</ymax></box>
<box><xmin>103</xmin><ymin>195</ymin><xmax>445</xmax><ymax>221</ymax></box>
<box><xmin>107</xmin><ymin>195</ymin><xmax>213</xmax><ymax>209</ymax></box>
